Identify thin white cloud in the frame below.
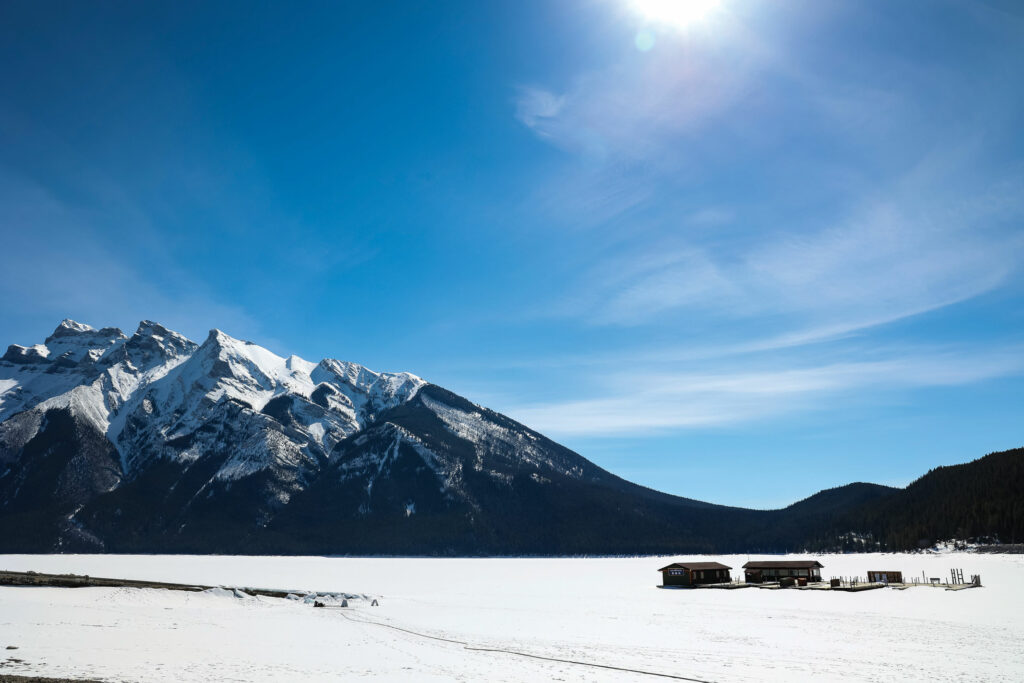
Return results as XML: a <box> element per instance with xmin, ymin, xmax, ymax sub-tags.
<box><xmin>513</xmin><ymin>6</ymin><xmax>1023</xmax><ymax>338</ymax></box>
<box><xmin>593</xmin><ymin>248</ymin><xmax>736</xmax><ymax>324</ymax></box>
<box><xmin>503</xmin><ymin>347</ymin><xmax>1024</xmax><ymax>437</ymax></box>
<box><xmin>514</xmin><ymin>86</ymin><xmax>566</xmax><ymax>135</ymax></box>
<box><xmin>565</xmin><ymin>165</ymin><xmax>1024</xmax><ymax>337</ymax></box>
<box><xmin>514</xmin><ymin>38</ymin><xmax>750</xmax><ymax>163</ymax></box>
<box><xmin>523</xmin><ymin>162</ymin><xmax>658</xmax><ymax>230</ymax></box>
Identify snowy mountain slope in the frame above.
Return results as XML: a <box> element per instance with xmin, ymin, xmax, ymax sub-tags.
<box><xmin>266</xmin><ymin>384</ymin><xmax>749</xmax><ymax>555</ymax></box>
<box><xmin>2</xmin><ymin>319</ymin><xmax>743</xmax><ymax>553</ymax></box>
<box><xmin>3</xmin><ymin>319</ymin><xmax>1014</xmax><ymax>555</ymax></box>
<box><xmin>0</xmin><ymin>319</ymin><xmax>437</xmax><ymax>550</ymax></box>
<box><xmin>0</xmin><ymin>319</ymin><xmax>126</xmax><ymax>422</ymax></box>
<box><xmin>0</xmin><ymin>320</ymin><xmax>426</xmax><ymax>485</ymax></box>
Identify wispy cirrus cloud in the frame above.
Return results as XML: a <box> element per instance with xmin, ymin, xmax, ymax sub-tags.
<box><xmin>486</xmin><ymin>156</ymin><xmax>1024</xmax><ymax>438</ymax></box>
<box><xmin>562</xmin><ymin>159</ymin><xmax>1024</xmax><ymax>339</ymax></box>
<box><xmin>502</xmin><ymin>3</ymin><xmax>1024</xmax><ymax>449</ymax></box>
<box><xmin>514</xmin><ymin>41</ymin><xmax>750</xmax><ymax>164</ymax></box>
<box><xmin>503</xmin><ymin>345</ymin><xmax>1024</xmax><ymax>437</ymax></box>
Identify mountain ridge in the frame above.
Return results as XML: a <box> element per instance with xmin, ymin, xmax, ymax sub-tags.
<box><xmin>1</xmin><ymin>319</ymin><xmax>1020</xmax><ymax>554</ymax></box>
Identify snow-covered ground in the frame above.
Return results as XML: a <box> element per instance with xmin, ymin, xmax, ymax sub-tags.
<box><xmin>1</xmin><ymin>553</ymin><xmax>1021</xmax><ymax>682</ymax></box>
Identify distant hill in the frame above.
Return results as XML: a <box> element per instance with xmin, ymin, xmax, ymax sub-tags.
<box><xmin>1</xmin><ymin>319</ymin><xmax>1020</xmax><ymax>554</ymax></box>
<box><xmin>836</xmin><ymin>448</ymin><xmax>1024</xmax><ymax>549</ymax></box>
<box><xmin>784</xmin><ymin>482</ymin><xmax>901</xmax><ymax>517</ymax></box>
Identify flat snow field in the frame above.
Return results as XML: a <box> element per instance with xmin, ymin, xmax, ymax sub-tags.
<box><xmin>0</xmin><ymin>553</ymin><xmax>1021</xmax><ymax>682</ymax></box>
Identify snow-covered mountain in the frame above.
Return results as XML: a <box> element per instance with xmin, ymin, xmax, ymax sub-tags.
<box><xmin>1</xmin><ymin>319</ymin><xmax>726</xmax><ymax>553</ymax></box>
<box><xmin>5</xmin><ymin>320</ymin><xmax>1012</xmax><ymax>555</ymax></box>
<box><xmin>2</xmin><ymin>320</ymin><xmax>422</xmax><ymax>496</ymax></box>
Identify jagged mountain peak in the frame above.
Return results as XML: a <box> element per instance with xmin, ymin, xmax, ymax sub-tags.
<box><xmin>128</xmin><ymin>320</ymin><xmax>195</xmax><ymax>354</ymax></box>
<box><xmin>99</xmin><ymin>321</ymin><xmax>197</xmax><ymax>374</ymax></box>
<box><xmin>50</xmin><ymin>318</ymin><xmax>95</xmax><ymax>337</ymax></box>
<box><xmin>204</xmin><ymin>327</ymin><xmax>232</xmax><ymax>343</ymax></box>
<box><xmin>135</xmin><ymin>319</ymin><xmax>179</xmax><ymax>339</ymax></box>
<box><xmin>198</xmin><ymin>329</ymin><xmax>306</xmax><ymax>378</ymax></box>
<box><xmin>314</xmin><ymin>358</ymin><xmax>424</xmax><ymax>396</ymax></box>
<box><xmin>45</xmin><ymin>319</ymin><xmax>126</xmax><ymax>344</ymax></box>
<box><xmin>35</xmin><ymin>320</ymin><xmax>128</xmax><ymax>368</ymax></box>
<box><xmin>197</xmin><ymin>327</ymin><xmax>268</xmax><ymax>362</ymax></box>
<box><xmin>287</xmin><ymin>354</ymin><xmax>317</xmax><ymax>375</ymax></box>
<box><xmin>189</xmin><ymin>328</ymin><xmax>315</xmax><ymax>405</ymax></box>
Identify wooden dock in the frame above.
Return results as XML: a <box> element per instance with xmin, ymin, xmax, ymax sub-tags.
<box><xmin>695</xmin><ymin>582</ymin><xmax>752</xmax><ymax>590</ymax></box>
<box><xmin>658</xmin><ymin>580</ymin><xmax>983</xmax><ymax>593</ymax></box>
<box><xmin>656</xmin><ymin>583</ymin><xmax>752</xmax><ymax>590</ymax></box>
<box><xmin>829</xmin><ymin>582</ymin><xmax>886</xmax><ymax>592</ymax></box>
<box><xmin>886</xmin><ymin>582</ymin><xmax>980</xmax><ymax>591</ymax></box>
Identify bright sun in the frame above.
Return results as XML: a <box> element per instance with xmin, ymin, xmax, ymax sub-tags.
<box><xmin>632</xmin><ymin>0</ymin><xmax>720</xmax><ymax>29</ymax></box>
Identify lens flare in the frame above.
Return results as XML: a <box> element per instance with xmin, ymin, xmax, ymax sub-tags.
<box><xmin>635</xmin><ymin>30</ymin><xmax>656</xmax><ymax>51</ymax></box>
<box><xmin>632</xmin><ymin>0</ymin><xmax>720</xmax><ymax>29</ymax></box>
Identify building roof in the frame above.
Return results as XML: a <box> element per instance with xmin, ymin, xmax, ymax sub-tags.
<box><xmin>742</xmin><ymin>560</ymin><xmax>824</xmax><ymax>569</ymax></box>
<box><xmin>657</xmin><ymin>562</ymin><xmax>732</xmax><ymax>572</ymax></box>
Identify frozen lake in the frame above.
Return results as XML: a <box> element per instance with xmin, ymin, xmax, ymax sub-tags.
<box><xmin>1</xmin><ymin>552</ymin><xmax>1021</xmax><ymax>682</ymax></box>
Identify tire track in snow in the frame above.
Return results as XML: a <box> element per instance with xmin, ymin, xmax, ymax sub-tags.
<box><xmin>334</xmin><ymin>609</ymin><xmax>718</xmax><ymax>682</ymax></box>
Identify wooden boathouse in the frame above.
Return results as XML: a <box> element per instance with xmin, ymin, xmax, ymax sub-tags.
<box><xmin>742</xmin><ymin>560</ymin><xmax>824</xmax><ymax>584</ymax></box>
<box><xmin>658</xmin><ymin>561</ymin><xmax>732</xmax><ymax>587</ymax></box>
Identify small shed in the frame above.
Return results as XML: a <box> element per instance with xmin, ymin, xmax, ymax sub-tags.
<box><xmin>867</xmin><ymin>570</ymin><xmax>903</xmax><ymax>584</ymax></box>
<box><xmin>658</xmin><ymin>561</ymin><xmax>732</xmax><ymax>587</ymax></box>
<box><xmin>742</xmin><ymin>560</ymin><xmax>824</xmax><ymax>583</ymax></box>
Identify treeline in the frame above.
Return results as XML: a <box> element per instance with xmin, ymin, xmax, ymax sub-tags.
<box><xmin>777</xmin><ymin>448</ymin><xmax>1024</xmax><ymax>552</ymax></box>
<box><xmin>833</xmin><ymin>448</ymin><xmax>1024</xmax><ymax>550</ymax></box>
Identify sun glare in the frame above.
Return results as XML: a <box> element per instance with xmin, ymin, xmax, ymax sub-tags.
<box><xmin>632</xmin><ymin>0</ymin><xmax>720</xmax><ymax>29</ymax></box>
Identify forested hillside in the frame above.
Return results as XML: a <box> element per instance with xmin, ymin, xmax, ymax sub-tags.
<box><xmin>837</xmin><ymin>448</ymin><xmax>1024</xmax><ymax>549</ymax></box>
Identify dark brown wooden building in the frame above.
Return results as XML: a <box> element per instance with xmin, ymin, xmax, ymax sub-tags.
<box><xmin>742</xmin><ymin>560</ymin><xmax>824</xmax><ymax>583</ymax></box>
<box><xmin>658</xmin><ymin>561</ymin><xmax>732</xmax><ymax>587</ymax></box>
<box><xmin>867</xmin><ymin>570</ymin><xmax>903</xmax><ymax>584</ymax></box>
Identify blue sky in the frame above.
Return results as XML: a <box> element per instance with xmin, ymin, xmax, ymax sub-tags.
<box><xmin>1</xmin><ymin>0</ymin><xmax>1022</xmax><ymax>507</ymax></box>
